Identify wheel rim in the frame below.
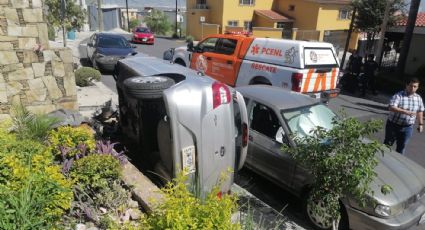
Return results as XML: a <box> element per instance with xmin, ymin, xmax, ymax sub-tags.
<box><xmin>306</xmin><ymin>198</ymin><xmax>333</xmax><ymax>229</ymax></box>
<box><xmin>131</xmin><ymin>76</ymin><xmax>167</xmax><ymax>84</ymax></box>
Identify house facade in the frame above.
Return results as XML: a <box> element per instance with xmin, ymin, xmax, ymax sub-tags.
<box><xmin>186</xmin><ymin>0</ymin><xmax>358</xmax><ymax>52</ymax></box>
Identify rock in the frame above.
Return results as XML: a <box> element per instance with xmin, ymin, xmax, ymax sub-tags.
<box><xmin>32</xmin><ymin>63</ymin><xmax>45</xmax><ymax>77</ymax></box>
<box><xmin>6</xmin><ymin>81</ymin><xmax>23</xmax><ymax>96</ymax></box>
<box><xmin>0</xmin><ymin>114</ymin><xmax>11</xmax><ymax>121</ymax></box>
<box><xmin>0</xmin><ymin>51</ymin><xmax>19</xmax><ymax>65</ymax></box>
<box><xmin>64</xmin><ymin>74</ymin><xmax>77</xmax><ymax>96</ymax></box>
<box><xmin>120</xmin><ymin>210</ymin><xmax>131</xmax><ymax>222</ymax></box>
<box><xmin>41</xmin><ymin>76</ymin><xmax>62</xmax><ymax>99</ymax></box>
<box><xmin>99</xmin><ymin>207</ymin><xmax>107</xmax><ymax>214</ymax></box>
<box><xmin>0</xmin><ymin>42</ymin><xmax>14</xmax><ymax>51</ymax></box>
<box><xmin>22</xmin><ymin>9</ymin><xmax>43</xmax><ymax>23</ymax></box>
<box><xmin>1</xmin><ymin>63</ymin><xmax>24</xmax><ymax>73</ymax></box>
<box><xmin>32</xmin><ymin>0</ymin><xmax>42</xmax><ymax>7</ymax></box>
<box><xmin>59</xmin><ymin>50</ymin><xmax>73</xmax><ymax>64</ymax></box>
<box><xmin>23</xmin><ymin>51</ymin><xmax>39</xmax><ymax>64</ymax></box>
<box><xmin>51</xmin><ymin>61</ymin><xmax>65</xmax><ymax>77</ymax></box>
<box><xmin>26</xmin><ymin>78</ymin><xmax>47</xmax><ymax>102</ymax></box>
<box><xmin>47</xmin><ymin>109</ymin><xmax>87</xmax><ymax>128</ymax></box>
<box><xmin>18</xmin><ymin>37</ymin><xmax>37</xmax><ymax>50</ymax></box>
<box><xmin>0</xmin><ymin>83</ymin><xmax>7</xmax><ymax>103</ymax></box>
<box><xmin>129</xmin><ymin>208</ymin><xmax>142</xmax><ymax>220</ymax></box>
<box><xmin>75</xmin><ymin>223</ymin><xmax>86</xmax><ymax>230</ymax></box>
<box><xmin>4</xmin><ymin>9</ymin><xmax>18</xmax><ymax>25</ymax></box>
<box><xmin>0</xmin><ymin>0</ymin><xmax>9</xmax><ymax>5</ymax></box>
<box><xmin>0</xmin><ymin>73</ymin><xmax>4</xmax><ymax>83</ymax></box>
<box><xmin>7</xmin><ymin>26</ymin><xmax>23</xmax><ymax>37</ymax></box>
<box><xmin>11</xmin><ymin>0</ymin><xmax>29</xmax><ymax>8</ymax></box>
<box><xmin>26</xmin><ymin>104</ymin><xmax>56</xmax><ymax>114</ymax></box>
<box><xmin>8</xmin><ymin>68</ymin><xmax>34</xmax><ymax>81</ymax></box>
<box><xmin>37</xmin><ymin>24</ymin><xmax>49</xmax><ymax>49</ymax></box>
<box><xmin>128</xmin><ymin>200</ymin><xmax>139</xmax><ymax>208</ymax></box>
<box><xmin>22</xmin><ymin>25</ymin><xmax>39</xmax><ymax>37</ymax></box>
<box><xmin>42</xmin><ymin>50</ymin><xmax>61</xmax><ymax>62</ymax></box>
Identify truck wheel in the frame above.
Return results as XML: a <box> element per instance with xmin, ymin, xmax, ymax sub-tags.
<box><xmin>250</xmin><ymin>77</ymin><xmax>271</xmax><ymax>85</ymax></box>
<box><xmin>303</xmin><ymin>194</ymin><xmax>349</xmax><ymax>230</ymax></box>
<box><xmin>174</xmin><ymin>59</ymin><xmax>186</xmax><ymax>67</ymax></box>
<box><xmin>123</xmin><ymin>76</ymin><xmax>175</xmax><ymax>100</ymax></box>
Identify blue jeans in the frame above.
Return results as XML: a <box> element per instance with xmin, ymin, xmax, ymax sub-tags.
<box><xmin>384</xmin><ymin>120</ymin><xmax>413</xmax><ymax>154</ymax></box>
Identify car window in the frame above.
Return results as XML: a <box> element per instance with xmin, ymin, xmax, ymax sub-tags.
<box><xmin>198</xmin><ymin>37</ymin><xmax>218</xmax><ymax>53</ymax></box>
<box><xmin>98</xmin><ymin>36</ymin><xmax>130</xmax><ymax>48</ymax></box>
<box><xmin>282</xmin><ymin>104</ymin><xmax>336</xmax><ymax>138</ymax></box>
<box><xmin>136</xmin><ymin>27</ymin><xmax>150</xmax><ymax>33</ymax></box>
<box><xmin>250</xmin><ymin>102</ymin><xmax>280</xmax><ymax>140</ymax></box>
<box><xmin>216</xmin><ymin>38</ymin><xmax>237</xmax><ymax>55</ymax></box>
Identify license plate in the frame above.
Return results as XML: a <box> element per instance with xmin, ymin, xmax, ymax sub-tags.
<box><xmin>419</xmin><ymin>213</ymin><xmax>425</xmax><ymax>225</ymax></box>
<box><xmin>142</xmin><ymin>38</ymin><xmax>147</xmax><ymax>41</ymax></box>
<box><xmin>311</xmin><ymin>93</ymin><xmax>321</xmax><ymax>99</ymax></box>
<box><xmin>181</xmin><ymin>146</ymin><xmax>196</xmax><ymax>175</ymax></box>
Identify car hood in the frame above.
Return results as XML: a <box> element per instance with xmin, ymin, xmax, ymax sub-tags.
<box><xmin>97</xmin><ymin>47</ymin><xmax>135</xmax><ymax>56</ymax></box>
<box><xmin>369</xmin><ymin>149</ymin><xmax>425</xmax><ymax>206</ymax></box>
<box><xmin>134</xmin><ymin>32</ymin><xmax>152</xmax><ymax>37</ymax></box>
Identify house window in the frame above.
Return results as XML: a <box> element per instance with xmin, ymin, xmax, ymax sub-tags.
<box><xmin>339</xmin><ymin>9</ymin><xmax>350</xmax><ymax>20</ymax></box>
<box><xmin>289</xmin><ymin>5</ymin><xmax>295</xmax><ymax>11</ymax></box>
<box><xmin>239</xmin><ymin>0</ymin><xmax>255</xmax><ymax>6</ymax></box>
<box><xmin>276</xmin><ymin>22</ymin><xmax>285</xmax><ymax>28</ymax></box>
<box><xmin>228</xmin><ymin>20</ymin><xmax>239</xmax><ymax>27</ymax></box>
<box><xmin>244</xmin><ymin>21</ymin><xmax>252</xmax><ymax>30</ymax></box>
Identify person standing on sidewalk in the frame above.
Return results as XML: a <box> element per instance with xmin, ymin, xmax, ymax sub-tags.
<box><xmin>384</xmin><ymin>78</ymin><xmax>424</xmax><ymax>154</ymax></box>
<box><xmin>362</xmin><ymin>54</ymin><xmax>379</xmax><ymax>96</ymax></box>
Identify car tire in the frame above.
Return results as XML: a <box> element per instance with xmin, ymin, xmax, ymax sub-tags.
<box><xmin>303</xmin><ymin>194</ymin><xmax>348</xmax><ymax>230</ymax></box>
<box><xmin>123</xmin><ymin>75</ymin><xmax>175</xmax><ymax>100</ymax></box>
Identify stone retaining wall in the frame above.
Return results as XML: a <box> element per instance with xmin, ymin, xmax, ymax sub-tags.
<box><xmin>0</xmin><ymin>0</ymin><xmax>78</xmax><ymax>120</ymax></box>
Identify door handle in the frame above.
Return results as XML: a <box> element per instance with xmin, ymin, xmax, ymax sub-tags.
<box><xmin>206</xmin><ymin>57</ymin><xmax>212</xmax><ymax>60</ymax></box>
<box><xmin>227</xmin><ymin>60</ymin><xmax>233</xmax><ymax>65</ymax></box>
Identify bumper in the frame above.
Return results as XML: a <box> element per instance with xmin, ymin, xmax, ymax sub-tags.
<box><xmin>132</xmin><ymin>37</ymin><xmax>154</xmax><ymax>44</ymax></box>
<box><xmin>345</xmin><ymin>203</ymin><xmax>425</xmax><ymax>230</ymax></box>
<box><xmin>306</xmin><ymin>88</ymin><xmax>340</xmax><ymax>102</ymax></box>
<box><xmin>96</xmin><ymin>59</ymin><xmax>118</xmax><ymax>71</ymax></box>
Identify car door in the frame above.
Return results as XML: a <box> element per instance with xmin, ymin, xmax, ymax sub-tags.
<box><xmin>206</xmin><ymin>38</ymin><xmax>241</xmax><ymax>86</ymax></box>
<box><xmin>247</xmin><ymin>101</ymin><xmax>295</xmax><ymax>188</ymax></box>
<box><xmin>190</xmin><ymin>37</ymin><xmax>218</xmax><ymax>76</ymax></box>
<box><xmin>87</xmin><ymin>34</ymin><xmax>97</xmax><ymax>60</ymax></box>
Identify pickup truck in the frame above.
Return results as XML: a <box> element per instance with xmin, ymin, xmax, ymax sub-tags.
<box><xmin>166</xmin><ymin>34</ymin><xmax>341</xmax><ymax>102</ymax></box>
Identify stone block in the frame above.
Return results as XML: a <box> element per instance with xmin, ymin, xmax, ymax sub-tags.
<box><xmin>18</xmin><ymin>37</ymin><xmax>37</xmax><ymax>49</ymax></box>
<box><xmin>0</xmin><ymin>114</ymin><xmax>11</xmax><ymax>122</ymax></box>
<box><xmin>22</xmin><ymin>25</ymin><xmax>38</xmax><ymax>37</ymax></box>
<box><xmin>26</xmin><ymin>104</ymin><xmax>56</xmax><ymax>114</ymax></box>
<box><xmin>11</xmin><ymin>0</ymin><xmax>29</xmax><ymax>8</ymax></box>
<box><xmin>11</xmin><ymin>94</ymin><xmax>20</xmax><ymax>105</ymax></box>
<box><xmin>0</xmin><ymin>51</ymin><xmax>19</xmax><ymax>65</ymax></box>
<box><xmin>64</xmin><ymin>74</ymin><xmax>77</xmax><ymax>96</ymax></box>
<box><xmin>0</xmin><ymin>35</ymin><xmax>17</xmax><ymax>42</ymax></box>
<box><xmin>7</xmin><ymin>26</ymin><xmax>23</xmax><ymax>36</ymax></box>
<box><xmin>32</xmin><ymin>0</ymin><xmax>42</xmax><ymax>8</ymax></box>
<box><xmin>8</xmin><ymin>68</ymin><xmax>34</xmax><ymax>81</ymax></box>
<box><xmin>59</xmin><ymin>50</ymin><xmax>73</xmax><ymax>63</ymax></box>
<box><xmin>41</xmin><ymin>76</ymin><xmax>62</xmax><ymax>99</ymax></box>
<box><xmin>22</xmin><ymin>9</ymin><xmax>43</xmax><ymax>23</ymax></box>
<box><xmin>26</xmin><ymin>78</ymin><xmax>47</xmax><ymax>102</ymax></box>
<box><xmin>57</xmin><ymin>100</ymin><xmax>78</xmax><ymax>111</ymax></box>
<box><xmin>43</xmin><ymin>50</ymin><xmax>60</xmax><ymax>62</ymax></box>
<box><xmin>0</xmin><ymin>73</ymin><xmax>4</xmax><ymax>83</ymax></box>
<box><xmin>4</xmin><ymin>9</ymin><xmax>18</xmax><ymax>25</ymax></box>
<box><xmin>51</xmin><ymin>61</ymin><xmax>65</xmax><ymax>77</ymax></box>
<box><xmin>23</xmin><ymin>51</ymin><xmax>39</xmax><ymax>64</ymax></box>
<box><xmin>0</xmin><ymin>0</ymin><xmax>9</xmax><ymax>5</ymax></box>
<box><xmin>37</xmin><ymin>23</ymin><xmax>49</xmax><ymax>49</ymax></box>
<box><xmin>32</xmin><ymin>63</ymin><xmax>45</xmax><ymax>77</ymax></box>
<box><xmin>6</xmin><ymin>81</ymin><xmax>23</xmax><ymax>96</ymax></box>
<box><xmin>1</xmin><ymin>63</ymin><xmax>23</xmax><ymax>72</ymax></box>
<box><xmin>0</xmin><ymin>82</ymin><xmax>6</xmax><ymax>103</ymax></box>
<box><xmin>0</xmin><ymin>42</ymin><xmax>13</xmax><ymax>50</ymax></box>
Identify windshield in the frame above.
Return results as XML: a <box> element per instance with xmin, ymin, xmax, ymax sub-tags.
<box><xmin>282</xmin><ymin>104</ymin><xmax>336</xmax><ymax>138</ymax></box>
<box><xmin>98</xmin><ymin>36</ymin><xmax>130</xmax><ymax>48</ymax></box>
<box><xmin>136</xmin><ymin>27</ymin><xmax>150</xmax><ymax>33</ymax></box>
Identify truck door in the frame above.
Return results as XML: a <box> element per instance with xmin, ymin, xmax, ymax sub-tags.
<box><xmin>206</xmin><ymin>38</ymin><xmax>240</xmax><ymax>86</ymax></box>
<box><xmin>190</xmin><ymin>37</ymin><xmax>218</xmax><ymax>76</ymax></box>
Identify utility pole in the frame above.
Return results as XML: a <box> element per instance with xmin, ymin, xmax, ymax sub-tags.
<box><xmin>397</xmin><ymin>0</ymin><xmax>422</xmax><ymax>75</ymax></box>
<box><xmin>97</xmin><ymin>0</ymin><xmax>103</xmax><ymax>31</ymax></box>
<box><xmin>126</xmin><ymin>0</ymin><xmax>130</xmax><ymax>31</ymax></box>
<box><xmin>375</xmin><ymin>0</ymin><xmax>392</xmax><ymax>66</ymax></box>
<box><xmin>341</xmin><ymin>7</ymin><xmax>357</xmax><ymax>70</ymax></box>
<box><xmin>174</xmin><ymin>0</ymin><xmax>178</xmax><ymax>38</ymax></box>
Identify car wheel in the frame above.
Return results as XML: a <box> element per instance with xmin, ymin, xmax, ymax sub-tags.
<box><xmin>304</xmin><ymin>195</ymin><xmax>349</xmax><ymax>230</ymax></box>
<box><xmin>174</xmin><ymin>59</ymin><xmax>186</xmax><ymax>67</ymax></box>
<box><xmin>123</xmin><ymin>75</ymin><xmax>175</xmax><ymax>100</ymax></box>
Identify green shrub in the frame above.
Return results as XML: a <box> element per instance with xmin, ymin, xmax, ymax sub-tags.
<box><xmin>0</xmin><ymin>128</ymin><xmax>73</xmax><ymax>229</ymax></box>
<box><xmin>186</xmin><ymin>35</ymin><xmax>194</xmax><ymax>43</ymax></box>
<box><xmin>141</xmin><ymin>172</ymin><xmax>240</xmax><ymax>230</ymax></box>
<box><xmin>11</xmin><ymin>105</ymin><xmax>61</xmax><ymax>141</ymax></box>
<box><xmin>48</xmin><ymin>125</ymin><xmax>96</xmax><ymax>159</ymax></box>
<box><xmin>70</xmin><ymin>154</ymin><xmax>121</xmax><ymax>191</ymax></box>
<box><xmin>74</xmin><ymin>67</ymin><xmax>101</xmax><ymax>87</ymax></box>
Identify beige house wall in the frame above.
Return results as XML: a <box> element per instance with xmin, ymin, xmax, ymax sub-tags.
<box><xmin>252</xmin><ymin>27</ymin><xmax>282</xmax><ymax>39</ymax></box>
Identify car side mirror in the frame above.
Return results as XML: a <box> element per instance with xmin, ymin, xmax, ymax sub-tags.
<box><xmin>187</xmin><ymin>41</ymin><xmax>194</xmax><ymax>52</ymax></box>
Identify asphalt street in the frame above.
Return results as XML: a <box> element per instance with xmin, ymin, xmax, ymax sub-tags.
<box><xmin>95</xmin><ymin>37</ymin><xmax>425</xmax><ymax>230</ymax></box>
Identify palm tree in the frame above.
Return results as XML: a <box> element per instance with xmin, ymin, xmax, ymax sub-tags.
<box><xmin>397</xmin><ymin>0</ymin><xmax>422</xmax><ymax>75</ymax></box>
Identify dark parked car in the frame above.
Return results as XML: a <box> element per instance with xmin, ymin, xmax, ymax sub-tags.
<box><xmin>86</xmin><ymin>33</ymin><xmax>137</xmax><ymax>72</ymax></box>
<box><xmin>132</xmin><ymin>27</ymin><xmax>155</xmax><ymax>45</ymax></box>
<box><xmin>238</xmin><ymin>85</ymin><xmax>425</xmax><ymax>230</ymax></box>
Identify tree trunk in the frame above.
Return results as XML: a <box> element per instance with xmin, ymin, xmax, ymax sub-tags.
<box><xmin>396</xmin><ymin>0</ymin><xmax>421</xmax><ymax>75</ymax></box>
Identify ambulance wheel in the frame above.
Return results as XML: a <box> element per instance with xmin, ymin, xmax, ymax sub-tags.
<box><xmin>174</xmin><ymin>59</ymin><xmax>186</xmax><ymax>67</ymax></box>
<box><xmin>250</xmin><ymin>77</ymin><xmax>271</xmax><ymax>85</ymax></box>
<box><xmin>123</xmin><ymin>76</ymin><xmax>175</xmax><ymax>100</ymax></box>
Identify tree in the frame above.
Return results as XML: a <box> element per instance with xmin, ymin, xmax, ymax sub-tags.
<box><xmin>44</xmin><ymin>0</ymin><xmax>86</xmax><ymax>31</ymax></box>
<box><xmin>352</xmin><ymin>0</ymin><xmax>405</xmax><ymax>54</ymax></box>
<box><xmin>129</xmin><ymin>18</ymin><xmax>140</xmax><ymax>30</ymax></box>
<box><xmin>397</xmin><ymin>0</ymin><xmax>422</xmax><ymax>74</ymax></box>
<box><xmin>143</xmin><ymin>9</ymin><xmax>171</xmax><ymax>35</ymax></box>
<box><xmin>282</xmin><ymin>117</ymin><xmax>388</xmax><ymax>229</ymax></box>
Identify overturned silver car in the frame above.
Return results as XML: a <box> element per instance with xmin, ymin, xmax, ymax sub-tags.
<box><xmin>114</xmin><ymin>55</ymin><xmax>248</xmax><ymax>197</ymax></box>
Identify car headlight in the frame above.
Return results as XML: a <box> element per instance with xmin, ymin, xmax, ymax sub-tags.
<box><xmin>374</xmin><ymin>204</ymin><xmax>391</xmax><ymax>217</ymax></box>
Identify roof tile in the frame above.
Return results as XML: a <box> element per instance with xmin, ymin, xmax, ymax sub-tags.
<box><xmin>397</xmin><ymin>12</ymin><xmax>425</xmax><ymax>27</ymax></box>
<box><xmin>254</xmin><ymin>10</ymin><xmax>293</xmax><ymax>22</ymax></box>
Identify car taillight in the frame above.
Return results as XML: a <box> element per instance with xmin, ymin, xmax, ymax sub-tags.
<box><xmin>291</xmin><ymin>73</ymin><xmax>303</xmax><ymax>92</ymax></box>
<box><xmin>212</xmin><ymin>82</ymin><xmax>231</xmax><ymax>109</ymax></box>
<box><xmin>242</xmin><ymin>123</ymin><xmax>248</xmax><ymax>147</ymax></box>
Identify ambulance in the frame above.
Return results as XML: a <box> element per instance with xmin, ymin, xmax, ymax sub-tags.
<box><xmin>168</xmin><ymin>34</ymin><xmax>341</xmax><ymax>101</ymax></box>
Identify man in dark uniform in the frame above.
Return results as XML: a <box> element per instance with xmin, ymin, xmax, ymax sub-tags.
<box><xmin>362</xmin><ymin>54</ymin><xmax>379</xmax><ymax>96</ymax></box>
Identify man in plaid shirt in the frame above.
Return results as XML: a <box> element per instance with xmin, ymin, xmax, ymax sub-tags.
<box><xmin>384</xmin><ymin>78</ymin><xmax>424</xmax><ymax>154</ymax></box>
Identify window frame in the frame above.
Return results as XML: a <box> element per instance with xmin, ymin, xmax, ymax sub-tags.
<box><xmin>215</xmin><ymin>38</ymin><xmax>237</xmax><ymax>55</ymax></box>
<box><xmin>243</xmin><ymin>21</ymin><xmax>252</xmax><ymax>30</ymax></box>
<box><xmin>338</xmin><ymin>8</ymin><xmax>350</xmax><ymax>20</ymax></box>
<box><xmin>227</xmin><ymin>20</ymin><xmax>239</xmax><ymax>27</ymax></box>
<box><xmin>239</xmin><ymin>0</ymin><xmax>255</xmax><ymax>6</ymax></box>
